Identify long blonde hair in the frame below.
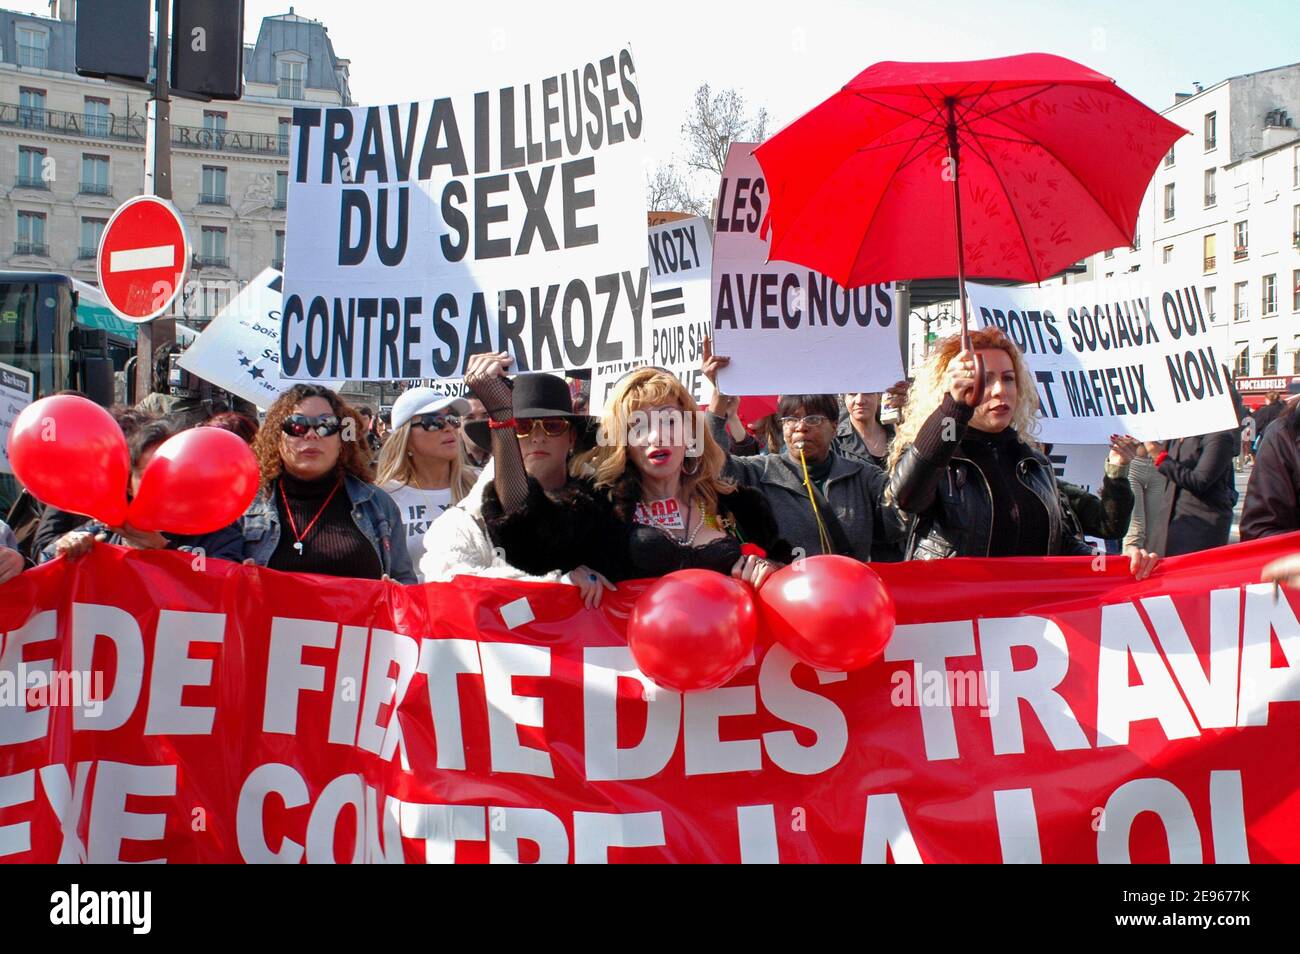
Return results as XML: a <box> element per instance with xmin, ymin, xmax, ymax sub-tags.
<box><xmin>887</xmin><ymin>327</ymin><xmax>1041</xmax><ymax>472</ymax></box>
<box><xmin>585</xmin><ymin>368</ymin><xmax>733</xmax><ymax>517</ymax></box>
<box><xmin>376</xmin><ymin>422</ymin><xmax>477</xmax><ymax>503</ymax></box>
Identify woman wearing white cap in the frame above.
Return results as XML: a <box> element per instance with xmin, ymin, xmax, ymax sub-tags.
<box><xmin>377</xmin><ymin>387</ymin><xmax>479</xmax><ymax>581</ymax></box>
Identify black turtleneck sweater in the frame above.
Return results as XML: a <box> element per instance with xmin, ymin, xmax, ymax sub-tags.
<box><xmin>958</xmin><ymin>425</ymin><xmax>1051</xmax><ymax>557</ymax></box>
<box><xmin>269</xmin><ymin>470</ymin><xmax>383</xmax><ymax>579</ymax></box>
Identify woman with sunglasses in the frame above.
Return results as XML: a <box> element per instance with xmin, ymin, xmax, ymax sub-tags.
<box><xmin>240</xmin><ymin>384</ymin><xmax>417</xmax><ymax>583</ymax></box>
<box><xmin>469</xmin><ymin>353</ymin><xmax>793</xmax><ymax>596</ymax></box>
<box><xmin>375</xmin><ymin>388</ymin><xmax>478</xmax><ymax>582</ymax></box>
<box><xmin>421</xmin><ymin>372</ymin><xmax>611</xmax><ymax>594</ymax></box>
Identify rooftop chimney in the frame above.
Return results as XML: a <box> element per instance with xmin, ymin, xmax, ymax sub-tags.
<box><xmin>1174</xmin><ymin>92</ymin><xmax>1193</xmax><ymax>104</ymax></box>
<box><xmin>53</xmin><ymin>0</ymin><xmax>75</xmax><ymax>22</ymax></box>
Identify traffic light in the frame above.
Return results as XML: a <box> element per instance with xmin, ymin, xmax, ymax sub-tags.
<box><xmin>75</xmin><ymin>0</ymin><xmax>152</xmax><ymax>84</ymax></box>
<box><xmin>171</xmin><ymin>0</ymin><xmax>246</xmax><ymax>101</ymax></box>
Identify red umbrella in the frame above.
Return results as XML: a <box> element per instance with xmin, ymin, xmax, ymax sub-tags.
<box><xmin>754</xmin><ymin>53</ymin><xmax>1184</xmax><ymax>397</ymax></box>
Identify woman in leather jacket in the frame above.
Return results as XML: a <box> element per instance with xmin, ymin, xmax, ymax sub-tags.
<box><xmin>883</xmin><ymin>328</ymin><xmax>1158</xmax><ymax>578</ymax></box>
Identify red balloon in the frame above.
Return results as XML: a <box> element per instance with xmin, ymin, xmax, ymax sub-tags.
<box><xmin>126</xmin><ymin>427</ymin><xmax>260</xmax><ymax>535</ymax></box>
<box><xmin>7</xmin><ymin>395</ymin><xmax>129</xmax><ymax>526</ymax></box>
<box><xmin>758</xmin><ymin>555</ymin><xmax>896</xmax><ymax>671</ymax></box>
<box><xmin>628</xmin><ymin>570</ymin><xmax>757</xmax><ymax>692</ymax></box>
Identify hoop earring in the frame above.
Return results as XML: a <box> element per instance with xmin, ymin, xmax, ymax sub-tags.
<box><xmin>683</xmin><ymin>456</ymin><xmax>701</xmax><ymax>476</ymax></box>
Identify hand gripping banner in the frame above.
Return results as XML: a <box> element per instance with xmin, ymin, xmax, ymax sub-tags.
<box><xmin>2</xmin><ymin>536</ymin><xmax>1299</xmax><ymax>863</ymax></box>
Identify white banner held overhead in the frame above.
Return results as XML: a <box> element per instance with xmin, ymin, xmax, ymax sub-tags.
<box><xmin>280</xmin><ymin>47</ymin><xmax>650</xmax><ymax>384</ymax></box>
<box><xmin>0</xmin><ymin>360</ymin><xmax>33</xmax><ymax>476</ymax></box>
<box><xmin>710</xmin><ymin>142</ymin><xmax>902</xmax><ymax>397</ymax></box>
<box><xmin>966</xmin><ymin>275</ymin><xmax>1239</xmax><ymax>444</ymax></box>
<box><xmin>178</xmin><ymin>269</ymin><xmax>342</xmax><ymax>409</ymax></box>
<box><xmin>592</xmin><ymin>215</ymin><xmax>715</xmax><ymax>412</ymax></box>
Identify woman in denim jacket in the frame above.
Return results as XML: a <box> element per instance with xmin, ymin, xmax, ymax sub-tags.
<box><xmin>240</xmin><ymin>384</ymin><xmax>416</xmax><ymax>584</ymax></box>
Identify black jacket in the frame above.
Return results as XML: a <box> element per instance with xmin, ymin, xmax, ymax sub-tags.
<box><xmin>883</xmin><ymin>398</ymin><xmax>1093</xmax><ymax>561</ymax></box>
<box><xmin>1060</xmin><ymin>474</ymin><xmax>1135</xmax><ymax>541</ymax></box>
<box><xmin>1240</xmin><ymin>405</ymin><xmax>1300</xmax><ymax>541</ymax></box>
<box><xmin>480</xmin><ymin>476</ymin><xmax>794</xmax><ymax>583</ymax></box>
<box><xmin>1157</xmin><ymin>430</ymin><xmax>1236</xmax><ymax>555</ymax></box>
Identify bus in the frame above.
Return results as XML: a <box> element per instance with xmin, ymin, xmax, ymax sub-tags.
<box><xmin>0</xmin><ymin>271</ymin><xmax>133</xmax><ymax>511</ymax></box>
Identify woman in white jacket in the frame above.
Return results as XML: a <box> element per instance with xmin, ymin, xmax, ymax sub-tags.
<box><xmin>421</xmin><ymin>460</ymin><xmax>566</xmax><ymax>583</ymax></box>
<box><xmin>419</xmin><ymin>372</ymin><xmax>616</xmax><ymax>607</ymax></box>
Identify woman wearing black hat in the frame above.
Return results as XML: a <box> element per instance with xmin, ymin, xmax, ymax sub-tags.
<box><xmin>467</xmin><ymin>353</ymin><xmax>793</xmax><ymax>599</ymax></box>
<box><xmin>422</xmin><ymin>362</ymin><xmax>615</xmax><ymax>602</ymax></box>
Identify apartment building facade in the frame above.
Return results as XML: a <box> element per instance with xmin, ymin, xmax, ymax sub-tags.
<box><xmin>907</xmin><ymin>63</ymin><xmax>1300</xmax><ymax>404</ymax></box>
<box><xmin>0</xmin><ymin>3</ymin><xmax>351</xmax><ymax>323</ymax></box>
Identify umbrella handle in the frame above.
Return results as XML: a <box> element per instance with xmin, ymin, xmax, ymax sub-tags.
<box><xmin>948</xmin><ymin>98</ymin><xmax>985</xmax><ymax>411</ymax></box>
<box><xmin>959</xmin><ymin>324</ymin><xmax>986</xmax><ymax>409</ymax></box>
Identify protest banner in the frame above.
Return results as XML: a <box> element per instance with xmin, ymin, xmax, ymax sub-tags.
<box><xmin>710</xmin><ymin>143</ymin><xmax>902</xmax><ymax>397</ymax></box>
<box><xmin>591</xmin><ymin>215</ymin><xmax>715</xmax><ymax>412</ymax></box>
<box><xmin>966</xmin><ymin>276</ymin><xmax>1239</xmax><ymax>444</ymax></box>
<box><xmin>178</xmin><ymin>269</ymin><xmax>341</xmax><ymax>409</ymax></box>
<box><xmin>3</xmin><ymin>536</ymin><xmax>1299</xmax><ymax>863</ymax></box>
<box><xmin>279</xmin><ymin>48</ymin><xmax>650</xmax><ymax>384</ymax></box>
<box><xmin>0</xmin><ymin>361</ymin><xmax>33</xmax><ymax>475</ymax></box>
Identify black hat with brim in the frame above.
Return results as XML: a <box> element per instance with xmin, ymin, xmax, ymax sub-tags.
<box><xmin>464</xmin><ymin>372</ymin><xmax>596</xmax><ymax>452</ymax></box>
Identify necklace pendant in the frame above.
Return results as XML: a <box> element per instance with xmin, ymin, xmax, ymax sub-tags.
<box><xmin>293</xmin><ymin>541</ymin><xmax>304</xmax><ymax>555</ymax></box>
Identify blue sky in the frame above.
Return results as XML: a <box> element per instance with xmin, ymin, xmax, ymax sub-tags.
<box><xmin>11</xmin><ymin>0</ymin><xmax>1299</xmax><ymax>163</ymax></box>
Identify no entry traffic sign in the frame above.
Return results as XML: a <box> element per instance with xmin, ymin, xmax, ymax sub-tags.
<box><xmin>96</xmin><ymin>195</ymin><xmax>191</xmax><ymax>322</ymax></box>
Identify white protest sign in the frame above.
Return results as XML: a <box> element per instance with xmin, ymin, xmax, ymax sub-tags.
<box><xmin>1045</xmin><ymin>443</ymin><xmax>1112</xmax><ymax>493</ymax></box>
<box><xmin>0</xmin><ymin>360</ymin><xmax>33</xmax><ymax>475</ymax></box>
<box><xmin>178</xmin><ymin>269</ymin><xmax>341</xmax><ymax>409</ymax></box>
<box><xmin>280</xmin><ymin>47</ymin><xmax>650</xmax><ymax>384</ymax></box>
<box><xmin>710</xmin><ymin>142</ymin><xmax>902</xmax><ymax>397</ymax></box>
<box><xmin>966</xmin><ymin>275</ymin><xmax>1239</xmax><ymax>443</ymax></box>
<box><xmin>591</xmin><ymin>215</ymin><xmax>715</xmax><ymax>411</ymax></box>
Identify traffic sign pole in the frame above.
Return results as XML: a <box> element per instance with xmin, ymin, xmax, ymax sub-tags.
<box><xmin>137</xmin><ymin>0</ymin><xmax>176</xmax><ymax>401</ymax></box>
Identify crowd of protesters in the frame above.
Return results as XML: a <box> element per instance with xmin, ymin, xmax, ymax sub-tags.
<box><xmin>4</xmin><ymin>326</ymin><xmax>1300</xmax><ymax>594</ymax></box>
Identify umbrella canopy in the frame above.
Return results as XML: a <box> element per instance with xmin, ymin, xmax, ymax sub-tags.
<box><xmin>755</xmin><ymin>53</ymin><xmax>1186</xmax><ymax>288</ymax></box>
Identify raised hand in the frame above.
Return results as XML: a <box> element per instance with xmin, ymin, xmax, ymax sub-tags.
<box><xmin>463</xmin><ymin>352</ymin><xmax>515</xmax><ymax>420</ymax></box>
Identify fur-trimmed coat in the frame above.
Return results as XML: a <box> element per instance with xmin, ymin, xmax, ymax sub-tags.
<box><xmin>480</xmin><ymin>474</ymin><xmax>795</xmax><ymax>583</ymax></box>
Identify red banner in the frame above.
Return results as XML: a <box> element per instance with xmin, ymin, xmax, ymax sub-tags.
<box><xmin>2</xmin><ymin>536</ymin><xmax>1299</xmax><ymax>864</ymax></box>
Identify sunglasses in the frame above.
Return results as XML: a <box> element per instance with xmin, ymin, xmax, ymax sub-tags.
<box><xmin>413</xmin><ymin>413</ymin><xmax>461</xmax><ymax>431</ymax></box>
<box><xmin>514</xmin><ymin>417</ymin><xmax>572</xmax><ymax>439</ymax></box>
<box><xmin>281</xmin><ymin>413</ymin><xmax>342</xmax><ymax>438</ymax></box>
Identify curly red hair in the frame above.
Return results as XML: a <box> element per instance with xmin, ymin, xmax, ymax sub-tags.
<box><xmin>252</xmin><ymin>384</ymin><xmax>373</xmax><ymax>487</ymax></box>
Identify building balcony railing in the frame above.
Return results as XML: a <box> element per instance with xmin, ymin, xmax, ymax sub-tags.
<box><xmin>13</xmin><ymin>241</ymin><xmax>49</xmax><ymax>257</ymax></box>
<box><xmin>199</xmin><ymin>193</ymin><xmax>229</xmax><ymax>206</ymax></box>
<box><xmin>1234</xmin><ymin>304</ymin><xmax>1249</xmax><ymax>321</ymax></box>
<box><xmin>195</xmin><ymin>255</ymin><xmax>230</xmax><ymax>269</ymax></box>
<box><xmin>2</xmin><ymin>101</ymin><xmax>143</xmax><ymax>140</ymax></box>
<box><xmin>1204</xmin><ymin>192</ymin><xmax>1216</xmax><ymax>206</ymax></box>
<box><xmin>15</xmin><ymin>174</ymin><xmax>48</xmax><ymax>189</ymax></box>
<box><xmin>0</xmin><ymin>102</ymin><xmax>294</xmax><ymax>157</ymax></box>
<box><xmin>1234</xmin><ymin>246</ymin><xmax>1249</xmax><ymax>261</ymax></box>
<box><xmin>274</xmin><ymin>198</ymin><xmax>287</xmax><ymax>210</ymax></box>
<box><xmin>172</xmin><ymin>123</ymin><xmax>296</xmax><ymax>157</ymax></box>
<box><xmin>80</xmin><ymin>181</ymin><xmax>111</xmax><ymax>196</ymax></box>
<box><xmin>1163</xmin><ymin>206</ymin><xmax>1175</xmax><ymax>220</ymax></box>
<box><xmin>77</xmin><ymin>246</ymin><xmax>98</xmax><ymax>260</ymax></box>
<box><xmin>1205</xmin><ymin>136</ymin><xmax>1216</xmax><ymax>150</ymax></box>
<box><xmin>272</xmin><ymin>258</ymin><xmax>284</xmax><ymax>271</ymax></box>
<box><xmin>1204</xmin><ymin>255</ymin><xmax>1216</xmax><ymax>272</ymax></box>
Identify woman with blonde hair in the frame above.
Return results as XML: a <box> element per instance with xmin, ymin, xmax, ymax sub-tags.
<box><xmin>884</xmin><ymin>328</ymin><xmax>1157</xmax><ymax>578</ymax></box>
<box><xmin>376</xmin><ymin>387</ymin><xmax>478</xmax><ymax>580</ymax></box>
<box><xmin>469</xmin><ymin>353</ymin><xmax>792</xmax><ymax>599</ymax></box>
